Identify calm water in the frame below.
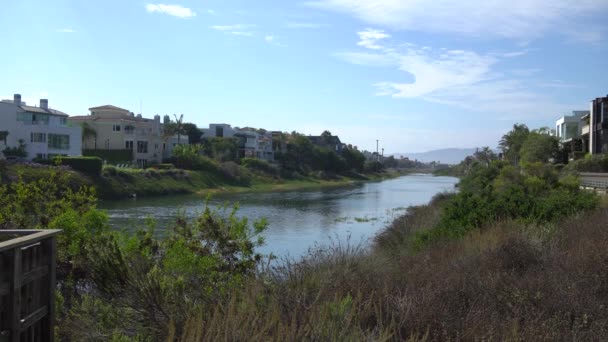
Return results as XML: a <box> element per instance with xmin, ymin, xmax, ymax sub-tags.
<box><xmin>99</xmin><ymin>174</ymin><xmax>458</xmax><ymax>258</ymax></box>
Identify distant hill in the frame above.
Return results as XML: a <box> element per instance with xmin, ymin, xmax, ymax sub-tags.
<box><xmin>392</xmin><ymin>148</ymin><xmax>479</xmax><ymax>165</ymax></box>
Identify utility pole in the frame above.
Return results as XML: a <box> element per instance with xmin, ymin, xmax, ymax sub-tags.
<box><xmin>376</xmin><ymin>140</ymin><xmax>379</xmax><ymax>162</ymax></box>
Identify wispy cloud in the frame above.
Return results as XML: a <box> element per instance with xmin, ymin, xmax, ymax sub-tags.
<box><xmin>357</xmin><ymin>28</ymin><xmax>390</xmax><ymax>50</ymax></box>
<box><xmin>207</xmin><ymin>9</ymin><xmax>217</xmax><ymax>16</ymax></box>
<box><xmin>335</xmin><ymin>30</ymin><xmax>575</xmax><ymax>120</ymax></box>
<box><xmin>265</xmin><ymin>35</ymin><xmax>287</xmax><ymax>47</ymax></box>
<box><xmin>210</xmin><ymin>24</ymin><xmax>256</xmax><ymax>37</ymax></box>
<box><xmin>307</xmin><ymin>0</ymin><xmax>608</xmax><ymax>42</ymax></box>
<box><xmin>145</xmin><ymin>4</ymin><xmax>196</xmax><ymax>18</ymax></box>
<box><xmin>56</xmin><ymin>28</ymin><xmax>76</xmax><ymax>33</ymax></box>
<box><xmin>210</xmin><ymin>24</ymin><xmax>255</xmax><ymax>31</ymax></box>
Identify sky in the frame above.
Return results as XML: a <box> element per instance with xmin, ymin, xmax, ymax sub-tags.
<box><xmin>1</xmin><ymin>0</ymin><xmax>607</xmax><ymax>153</ymax></box>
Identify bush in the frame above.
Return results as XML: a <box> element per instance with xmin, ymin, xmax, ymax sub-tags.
<box><xmin>564</xmin><ymin>154</ymin><xmax>608</xmax><ymax>173</ymax></box>
<box><xmin>56</xmin><ymin>156</ymin><xmax>103</xmax><ymax>176</ymax></box>
<box><xmin>411</xmin><ymin>160</ymin><xmax>598</xmax><ymax>250</ymax></box>
<box><xmin>241</xmin><ymin>158</ymin><xmax>279</xmax><ymax>176</ymax></box>
<box><xmin>149</xmin><ymin>163</ymin><xmax>174</xmax><ymax>170</ymax></box>
<box><xmin>83</xmin><ymin>149</ymin><xmax>133</xmax><ymax>163</ymax></box>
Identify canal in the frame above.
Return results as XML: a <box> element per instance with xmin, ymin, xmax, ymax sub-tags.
<box><xmin>99</xmin><ymin>174</ymin><xmax>458</xmax><ymax>258</ymax></box>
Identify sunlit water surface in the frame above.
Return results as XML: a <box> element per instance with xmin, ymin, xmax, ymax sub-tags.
<box><xmin>99</xmin><ymin>174</ymin><xmax>458</xmax><ymax>259</ymax></box>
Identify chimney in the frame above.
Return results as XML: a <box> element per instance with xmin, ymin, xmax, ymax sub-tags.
<box><xmin>13</xmin><ymin>94</ymin><xmax>21</xmax><ymax>105</ymax></box>
<box><xmin>40</xmin><ymin>99</ymin><xmax>48</xmax><ymax>109</ymax></box>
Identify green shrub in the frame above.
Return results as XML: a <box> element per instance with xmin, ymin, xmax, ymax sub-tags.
<box><xmin>564</xmin><ymin>154</ymin><xmax>608</xmax><ymax>173</ymax></box>
<box><xmin>56</xmin><ymin>156</ymin><xmax>103</xmax><ymax>176</ymax></box>
<box><xmin>241</xmin><ymin>158</ymin><xmax>279</xmax><ymax>176</ymax></box>
<box><xmin>149</xmin><ymin>163</ymin><xmax>174</xmax><ymax>170</ymax></box>
<box><xmin>83</xmin><ymin>149</ymin><xmax>133</xmax><ymax>163</ymax></box>
<box><xmin>411</xmin><ymin>160</ymin><xmax>598</xmax><ymax>250</ymax></box>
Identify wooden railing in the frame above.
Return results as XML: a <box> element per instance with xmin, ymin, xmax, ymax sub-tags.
<box><xmin>0</xmin><ymin>230</ymin><xmax>60</xmax><ymax>342</ymax></box>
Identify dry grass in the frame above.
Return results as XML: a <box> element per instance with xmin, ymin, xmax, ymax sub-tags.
<box><xmin>173</xmin><ymin>196</ymin><xmax>608</xmax><ymax>341</ymax></box>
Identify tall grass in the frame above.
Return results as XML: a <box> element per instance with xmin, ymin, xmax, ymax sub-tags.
<box><xmin>175</xmin><ymin>198</ymin><xmax>608</xmax><ymax>340</ymax></box>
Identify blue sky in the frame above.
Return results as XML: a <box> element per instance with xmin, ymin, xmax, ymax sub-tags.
<box><xmin>1</xmin><ymin>0</ymin><xmax>607</xmax><ymax>153</ymax></box>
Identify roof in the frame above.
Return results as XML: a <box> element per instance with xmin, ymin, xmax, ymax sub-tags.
<box><xmin>19</xmin><ymin>105</ymin><xmax>68</xmax><ymax>117</ymax></box>
<box><xmin>68</xmin><ymin>115</ymin><xmax>152</xmax><ymax>123</ymax></box>
<box><xmin>88</xmin><ymin>105</ymin><xmax>130</xmax><ymax>112</ymax></box>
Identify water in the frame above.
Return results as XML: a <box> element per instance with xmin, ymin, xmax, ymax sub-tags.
<box><xmin>99</xmin><ymin>174</ymin><xmax>458</xmax><ymax>258</ymax></box>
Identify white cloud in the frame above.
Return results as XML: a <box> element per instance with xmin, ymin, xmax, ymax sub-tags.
<box><xmin>335</xmin><ymin>31</ymin><xmax>577</xmax><ymax>120</ymax></box>
<box><xmin>357</xmin><ymin>28</ymin><xmax>390</xmax><ymax>49</ymax></box>
<box><xmin>264</xmin><ymin>35</ymin><xmax>287</xmax><ymax>47</ymax></box>
<box><xmin>207</xmin><ymin>9</ymin><xmax>217</xmax><ymax>16</ymax></box>
<box><xmin>210</xmin><ymin>25</ymin><xmax>256</xmax><ymax>36</ymax></box>
<box><xmin>56</xmin><ymin>28</ymin><xmax>75</xmax><ymax>33</ymax></box>
<box><xmin>307</xmin><ymin>0</ymin><xmax>608</xmax><ymax>41</ymax></box>
<box><xmin>145</xmin><ymin>4</ymin><xmax>196</xmax><ymax>18</ymax></box>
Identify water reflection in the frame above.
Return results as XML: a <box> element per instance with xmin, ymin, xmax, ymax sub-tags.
<box><xmin>100</xmin><ymin>174</ymin><xmax>458</xmax><ymax>258</ymax></box>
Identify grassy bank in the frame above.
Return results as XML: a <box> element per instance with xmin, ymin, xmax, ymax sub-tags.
<box><xmin>1</xmin><ymin>162</ymin><xmax>405</xmax><ymax>200</ymax></box>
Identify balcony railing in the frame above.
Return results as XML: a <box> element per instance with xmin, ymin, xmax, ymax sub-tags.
<box><xmin>0</xmin><ymin>229</ymin><xmax>61</xmax><ymax>342</ymax></box>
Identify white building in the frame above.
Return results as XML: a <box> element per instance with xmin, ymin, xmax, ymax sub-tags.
<box><xmin>0</xmin><ymin>94</ymin><xmax>82</xmax><ymax>160</ymax></box>
<box><xmin>555</xmin><ymin>111</ymin><xmax>589</xmax><ymax>143</ymax></box>
<box><xmin>555</xmin><ymin>110</ymin><xmax>590</xmax><ymax>155</ymax></box>
<box><xmin>68</xmin><ymin>105</ymin><xmax>187</xmax><ymax>167</ymax></box>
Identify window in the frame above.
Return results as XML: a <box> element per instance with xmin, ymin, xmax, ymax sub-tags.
<box><xmin>59</xmin><ymin>117</ymin><xmax>67</xmax><ymax>126</ymax></box>
<box><xmin>137</xmin><ymin>141</ymin><xmax>148</xmax><ymax>153</ymax></box>
<box><xmin>30</xmin><ymin>132</ymin><xmax>46</xmax><ymax>143</ymax></box>
<box><xmin>155</xmin><ymin>143</ymin><xmax>159</xmax><ymax>151</ymax></box>
<box><xmin>216</xmin><ymin>126</ymin><xmax>224</xmax><ymax>137</ymax></box>
<box><xmin>36</xmin><ymin>153</ymin><xmax>46</xmax><ymax>159</ymax></box>
<box><xmin>113</xmin><ymin>124</ymin><xmax>121</xmax><ymax>132</ymax></box>
<box><xmin>125</xmin><ymin>141</ymin><xmax>134</xmax><ymax>150</ymax></box>
<box><xmin>48</xmin><ymin>134</ymin><xmax>70</xmax><ymax>150</ymax></box>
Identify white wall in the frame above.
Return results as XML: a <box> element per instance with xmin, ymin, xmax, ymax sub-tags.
<box><xmin>0</xmin><ymin>101</ymin><xmax>81</xmax><ymax>159</ymax></box>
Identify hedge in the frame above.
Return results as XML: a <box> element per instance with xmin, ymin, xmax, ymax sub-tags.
<box><xmin>84</xmin><ymin>149</ymin><xmax>133</xmax><ymax>163</ymax></box>
<box><xmin>56</xmin><ymin>156</ymin><xmax>103</xmax><ymax>176</ymax></box>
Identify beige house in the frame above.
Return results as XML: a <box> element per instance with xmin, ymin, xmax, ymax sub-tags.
<box><xmin>69</xmin><ymin>105</ymin><xmax>186</xmax><ymax>167</ymax></box>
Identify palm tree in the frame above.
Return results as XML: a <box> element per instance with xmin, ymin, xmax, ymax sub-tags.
<box><xmin>174</xmin><ymin>114</ymin><xmax>184</xmax><ymax>145</ymax></box>
<box><xmin>498</xmin><ymin>124</ymin><xmax>530</xmax><ymax>165</ymax></box>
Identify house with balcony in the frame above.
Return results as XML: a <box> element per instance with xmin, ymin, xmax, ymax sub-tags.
<box><xmin>68</xmin><ymin>105</ymin><xmax>187</xmax><ymax>167</ymax></box>
<box><xmin>555</xmin><ymin>110</ymin><xmax>590</xmax><ymax>158</ymax></box>
<box><xmin>201</xmin><ymin>124</ymin><xmax>274</xmax><ymax>161</ymax></box>
<box><xmin>0</xmin><ymin>94</ymin><xmax>82</xmax><ymax>160</ymax></box>
<box><xmin>590</xmin><ymin>94</ymin><xmax>608</xmax><ymax>154</ymax></box>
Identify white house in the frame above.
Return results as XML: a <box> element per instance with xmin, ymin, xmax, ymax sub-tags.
<box><xmin>555</xmin><ymin>111</ymin><xmax>589</xmax><ymax>143</ymax></box>
<box><xmin>68</xmin><ymin>105</ymin><xmax>188</xmax><ymax>167</ymax></box>
<box><xmin>201</xmin><ymin>124</ymin><xmax>274</xmax><ymax>161</ymax></box>
<box><xmin>0</xmin><ymin>94</ymin><xmax>82</xmax><ymax>160</ymax></box>
<box><xmin>555</xmin><ymin>110</ymin><xmax>590</xmax><ymax>155</ymax></box>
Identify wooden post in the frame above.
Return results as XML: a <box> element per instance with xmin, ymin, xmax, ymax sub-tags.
<box><xmin>10</xmin><ymin>248</ymin><xmax>22</xmax><ymax>342</ymax></box>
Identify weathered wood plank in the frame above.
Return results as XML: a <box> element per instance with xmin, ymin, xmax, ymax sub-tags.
<box><xmin>0</xmin><ymin>230</ymin><xmax>61</xmax><ymax>253</ymax></box>
<box><xmin>10</xmin><ymin>248</ymin><xmax>22</xmax><ymax>342</ymax></box>
<box><xmin>19</xmin><ymin>306</ymin><xmax>48</xmax><ymax>331</ymax></box>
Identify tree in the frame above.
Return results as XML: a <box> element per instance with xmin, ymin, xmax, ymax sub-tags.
<box><xmin>174</xmin><ymin>114</ymin><xmax>184</xmax><ymax>145</ymax></box>
<box><xmin>81</xmin><ymin>123</ymin><xmax>97</xmax><ymax>147</ymax></box>
<box><xmin>473</xmin><ymin>147</ymin><xmax>497</xmax><ymax>166</ymax></box>
<box><xmin>499</xmin><ymin>124</ymin><xmax>530</xmax><ymax>165</ymax></box>
<box><xmin>182</xmin><ymin>123</ymin><xmax>202</xmax><ymax>144</ymax></box>
<box><xmin>520</xmin><ymin>132</ymin><xmax>559</xmax><ymax>164</ymax></box>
